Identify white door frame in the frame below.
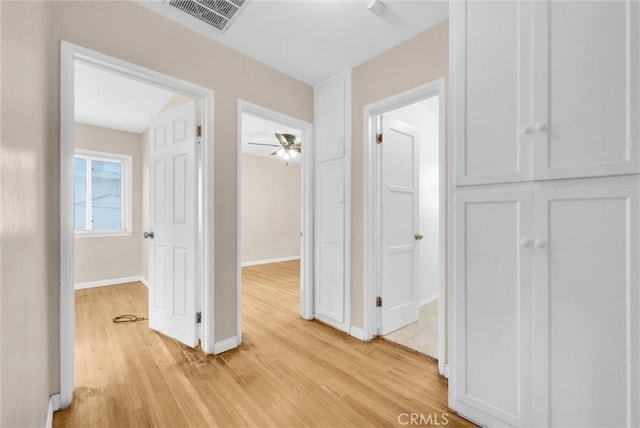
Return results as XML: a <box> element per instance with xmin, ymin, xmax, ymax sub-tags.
<box><xmin>60</xmin><ymin>41</ymin><xmax>215</xmax><ymax>409</ymax></box>
<box><xmin>362</xmin><ymin>79</ymin><xmax>447</xmax><ymax>375</ymax></box>
<box><xmin>236</xmin><ymin>100</ymin><xmax>315</xmax><ymax>337</ymax></box>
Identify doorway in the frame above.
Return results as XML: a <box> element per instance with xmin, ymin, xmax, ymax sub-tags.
<box><xmin>363</xmin><ymin>80</ymin><xmax>446</xmax><ymax>372</ymax></box>
<box><xmin>60</xmin><ymin>42</ymin><xmax>215</xmax><ymax>409</ymax></box>
<box><xmin>236</xmin><ymin>101</ymin><xmax>314</xmax><ymax>340</ymax></box>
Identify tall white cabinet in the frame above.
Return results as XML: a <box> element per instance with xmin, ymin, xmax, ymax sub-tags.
<box><xmin>450</xmin><ymin>1</ymin><xmax>640</xmax><ymax>426</ymax></box>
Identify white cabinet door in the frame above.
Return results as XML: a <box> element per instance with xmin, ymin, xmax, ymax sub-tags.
<box><xmin>453</xmin><ymin>1</ymin><xmax>534</xmax><ymax>185</ymax></box>
<box><xmin>452</xmin><ymin>190</ymin><xmax>533</xmax><ymax>427</ymax></box>
<box><xmin>314</xmin><ymin>71</ymin><xmax>351</xmax><ymax>332</ymax></box>
<box><xmin>533</xmin><ymin>0</ymin><xmax>640</xmax><ymax>180</ymax></box>
<box><xmin>532</xmin><ymin>183</ymin><xmax>640</xmax><ymax>427</ymax></box>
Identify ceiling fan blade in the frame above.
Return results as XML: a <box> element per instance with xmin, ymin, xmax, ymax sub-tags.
<box><xmin>292</xmin><ymin>146</ymin><xmax>302</xmax><ymax>154</ymax></box>
<box><xmin>270</xmin><ymin>149</ymin><xmax>281</xmax><ymax>156</ymax></box>
<box><xmin>275</xmin><ymin>133</ymin><xmax>288</xmax><ymax>145</ymax></box>
<box><xmin>248</xmin><ymin>142</ymin><xmax>281</xmax><ymax>147</ymax></box>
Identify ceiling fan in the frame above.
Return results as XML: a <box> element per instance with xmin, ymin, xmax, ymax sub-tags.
<box><xmin>248</xmin><ymin>133</ymin><xmax>302</xmax><ymax>161</ymax></box>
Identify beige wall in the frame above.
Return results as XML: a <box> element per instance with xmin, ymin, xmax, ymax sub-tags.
<box><xmin>351</xmin><ymin>22</ymin><xmax>449</xmax><ymax>328</ymax></box>
<box><xmin>241</xmin><ymin>154</ymin><xmax>301</xmax><ymax>263</ymax></box>
<box><xmin>74</xmin><ymin>123</ymin><xmax>143</xmax><ymax>284</ymax></box>
<box><xmin>1</xmin><ymin>2</ymin><xmax>58</xmax><ymax>426</ymax></box>
<box><xmin>0</xmin><ymin>1</ymin><xmax>313</xmax><ymax>425</ymax></box>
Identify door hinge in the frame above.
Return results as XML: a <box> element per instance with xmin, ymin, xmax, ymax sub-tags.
<box><xmin>376</xmin><ymin>133</ymin><xmax>383</xmax><ymax>144</ymax></box>
<box><xmin>376</xmin><ymin>296</ymin><xmax>382</xmax><ymax>307</ymax></box>
<box><xmin>196</xmin><ymin>311</ymin><xmax>202</xmax><ymax>324</ymax></box>
<box><xmin>196</xmin><ymin>125</ymin><xmax>202</xmax><ymax>137</ymax></box>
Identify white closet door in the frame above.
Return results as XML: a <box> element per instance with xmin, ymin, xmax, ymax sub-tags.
<box><xmin>533</xmin><ymin>0</ymin><xmax>640</xmax><ymax>180</ymax></box>
<box><xmin>453</xmin><ymin>0</ymin><xmax>534</xmax><ymax>186</ymax></box>
<box><xmin>313</xmin><ymin>71</ymin><xmax>351</xmax><ymax>331</ymax></box>
<box><xmin>452</xmin><ymin>190</ymin><xmax>533</xmax><ymax>427</ymax></box>
<box><xmin>532</xmin><ymin>183</ymin><xmax>639</xmax><ymax>427</ymax></box>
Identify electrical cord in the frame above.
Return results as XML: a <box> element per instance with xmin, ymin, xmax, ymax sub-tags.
<box><xmin>112</xmin><ymin>314</ymin><xmax>148</xmax><ymax>323</ymax></box>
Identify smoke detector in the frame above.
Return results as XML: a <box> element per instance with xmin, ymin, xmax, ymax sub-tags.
<box><xmin>167</xmin><ymin>0</ymin><xmax>248</xmax><ymax>33</ymax></box>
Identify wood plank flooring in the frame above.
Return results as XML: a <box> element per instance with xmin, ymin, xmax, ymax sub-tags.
<box><xmin>54</xmin><ymin>261</ymin><xmax>474</xmax><ymax>427</ymax></box>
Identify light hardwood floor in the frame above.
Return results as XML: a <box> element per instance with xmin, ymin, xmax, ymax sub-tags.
<box><xmin>54</xmin><ymin>260</ymin><xmax>474</xmax><ymax>427</ymax></box>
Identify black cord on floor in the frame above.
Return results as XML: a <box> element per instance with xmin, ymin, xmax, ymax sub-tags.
<box><xmin>112</xmin><ymin>314</ymin><xmax>148</xmax><ymax>323</ymax></box>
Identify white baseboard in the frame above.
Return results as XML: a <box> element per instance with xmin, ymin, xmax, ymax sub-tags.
<box><xmin>139</xmin><ymin>277</ymin><xmax>150</xmax><ymax>288</ymax></box>
<box><xmin>214</xmin><ymin>336</ymin><xmax>238</xmax><ymax>354</ymax></box>
<box><xmin>444</xmin><ymin>363</ymin><xmax>449</xmax><ymax>379</ymax></box>
<box><xmin>75</xmin><ymin>275</ymin><xmax>146</xmax><ymax>290</ymax></box>
<box><xmin>241</xmin><ymin>256</ymin><xmax>300</xmax><ymax>267</ymax></box>
<box><xmin>420</xmin><ymin>295</ymin><xmax>439</xmax><ymax>307</ymax></box>
<box><xmin>46</xmin><ymin>394</ymin><xmax>61</xmax><ymax>428</ymax></box>
<box><xmin>349</xmin><ymin>326</ymin><xmax>366</xmax><ymax>341</ymax></box>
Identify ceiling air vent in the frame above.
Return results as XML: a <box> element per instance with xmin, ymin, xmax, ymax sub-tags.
<box><xmin>167</xmin><ymin>0</ymin><xmax>247</xmax><ymax>33</ymax></box>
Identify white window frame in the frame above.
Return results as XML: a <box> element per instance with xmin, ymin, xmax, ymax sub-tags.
<box><xmin>74</xmin><ymin>148</ymin><xmax>133</xmax><ymax>238</ymax></box>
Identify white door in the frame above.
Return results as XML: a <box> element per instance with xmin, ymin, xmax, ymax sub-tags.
<box><xmin>453</xmin><ymin>0</ymin><xmax>534</xmax><ymax>186</ymax></box>
<box><xmin>532</xmin><ymin>183</ymin><xmax>639</xmax><ymax>427</ymax></box>
<box><xmin>379</xmin><ymin>117</ymin><xmax>420</xmax><ymax>335</ymax></box>
<box><xmin>452</xmin><ymin>190</ymin><xmax>533</xmax><ymax>427</ymax></box>
<box><xmin>314</xmin><ymin>72</ymin><xmax>351</xmax><ymax>331</ymax></box>
<box><xmin>148</xmin><ymin>101</ymin><xmax>199</xmax><ymax>347</ymax></box>
<box><xmin>533</xmin><ymin>0</ymin><xmax>639</xmax><ymax>180</ymax></box>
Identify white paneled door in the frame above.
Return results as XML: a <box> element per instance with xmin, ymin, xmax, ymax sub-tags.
<box><xmin>380</xmin><ymin>118</ymin><xmax>420</xmax><ymax>335</ymax></box>
<box><xmin>148</xmin><ymin>101</ymin><xmax>199</xmax><ymax>347</ymax></box>
<box><xmin>533</xmin><ymin>0</ymin><xmax>640</xmax><ymax>180</ymax></box>
<box><xmin>314</xmin><ymin>71</ymin><xmax>351</xmax><ymax>331</ymax></box>
<box><xmin>453</xmin><ymin>190</ymin><xmax>533</xmax><ymax>427</ymax></box>
<box><xmin>532</xmin><ymin>184</ymin><xmax>639</xmax><ymax>427</ymax></box>
<box><xmin>454</xmin><ymin>0</ymin><xmax>534</xmax><ymax>185</ymax></box>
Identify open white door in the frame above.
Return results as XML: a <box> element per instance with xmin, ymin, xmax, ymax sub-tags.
<box><xmin>148</xmin><ymin>101</ymin><xmax>199</xmax><ymax>347</ymax></box>
<box><xmin>380</xmin><ymin>116</ymin><xmax>420</xmax><ymax>335</ymax></box>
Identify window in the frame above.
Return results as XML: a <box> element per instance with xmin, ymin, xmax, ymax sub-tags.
<box><xmin>74</xmin><ymin>149</ymin><xmax>132</xmax><ymax>237</ymax></box>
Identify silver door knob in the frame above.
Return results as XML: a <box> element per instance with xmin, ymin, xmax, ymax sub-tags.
<box><xmin>415</xmin><ymin>233</ymin><xmax>424</xmax><ymax>240</ymax></box>
<box><xmin>521</xmin><ymin>125</ymin><xmax>533</xmax><ymax>135</ymax></box>
<box><xmin>534</xmin><ymin>239</ymin><xmax>546</xmax><ymax>248</ymax></box>
<box><xmin>143</xmin><ymin>231</ymin><xmax>154</xmax><ymax>239</ymax></box>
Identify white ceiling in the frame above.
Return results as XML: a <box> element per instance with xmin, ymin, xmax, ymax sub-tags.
<box><xmin>138</xmin><ymin>0</ymin><xmax>449</xmax><ymax>85</ymax></box>
<box><xmin>241</xmin><ymin>113</ymin><xmax>302</xmax><ymax>163</ymax></box>
<box><xmin>75</xmin><ymin>62</ymin><xmax>175</xmax><ymax>133</ymax></box>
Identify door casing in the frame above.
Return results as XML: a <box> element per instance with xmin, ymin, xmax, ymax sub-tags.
<box><xmin>60</xmin><ymin>41</ymin><xmax>215</xmax><ymax>409</ymax></box>
<box><xmin>362</xmin><ymin>79</ymin><xmax>447</xmax><ymax>375</ymax></box>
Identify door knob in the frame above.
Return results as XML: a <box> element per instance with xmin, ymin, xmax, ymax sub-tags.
<box><xmin>534</xmin><ymin>239</ymin><xmax>546</xmax><ymax>248</ymax></box>
<box><xmin>143</xmin><ymin>231</ymin><xmax>154</xmax><ymax>239</ymax></box>
<box><xmin>534</xmin><ymin>122</ymin><xmax>547</xmax><ymax>132</ymax></box>
<box><xmin>521</xmin><ymin>126</ymin><xmax>533</xmax><ymax>135</ymax></box>
<box><xmin>520</xmin><ymin>238</ymin><xmax>533</xmax><ymax>247</ymax></box>
<box><xmin>415</xmin><ymin>233</ymin><xmax>424</xmax><ymax>240</ymax></box>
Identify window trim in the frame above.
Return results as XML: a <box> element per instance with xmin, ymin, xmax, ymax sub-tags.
<box><xmin>74</xmin><ymin>148</ymin><xmax>133</xmax><ymax>237</ymax></box>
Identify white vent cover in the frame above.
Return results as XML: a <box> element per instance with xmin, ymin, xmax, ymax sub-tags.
<box><xmin>167</xmin><ymin>0</ymin><xmax>247</xmax><ymax>33</ymax></box>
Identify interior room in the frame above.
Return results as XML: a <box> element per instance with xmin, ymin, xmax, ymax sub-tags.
<box><xmin>2</xmin><ymin>1</ymin><xmax>637</xmax><ymax>427</ymax></box>
<box><xmin>239</xmin><ymin>112</ymin><xmax>303</xmax><ymax>329</ymax></box>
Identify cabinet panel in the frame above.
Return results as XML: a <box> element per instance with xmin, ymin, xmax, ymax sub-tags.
<box><xmin>454</xmin><ymin>1</ymin><xmax>534</xmax><ymax>185</ymax></box>
<box><xmin>453</xmin><ymin>191</ymin><xmax>533</xmax><ymax>426</ymax></box>
<box><xmin>533</xmin><ymin>184</ymin><xmax>639</xmax><ymax>427</ymax></box>
<box><xmin>534</xmin><ymin>1</ymin><xmax>640</xmax><ymax>179</ymax></box>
